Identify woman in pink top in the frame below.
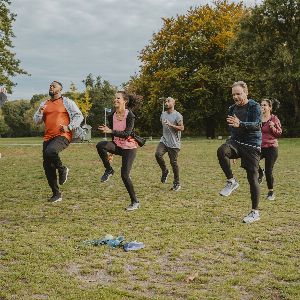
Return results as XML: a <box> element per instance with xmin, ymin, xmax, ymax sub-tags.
<box><xmin>97</xmin><ymin>91</ymin><xmax>142</xmax><ymax>211</ymax></box>
<box><xmin>258</xmin><ymin>99</ymin><xmax>282</xmax><ymax>200</ymax></box>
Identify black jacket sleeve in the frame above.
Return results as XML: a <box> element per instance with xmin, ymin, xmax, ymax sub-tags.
<box><xmin>109</xmin><ymin>110</ymin><xmax>135</xmax><ymax>138</ymax></box>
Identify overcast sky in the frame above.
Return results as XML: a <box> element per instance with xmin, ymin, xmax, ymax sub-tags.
<box><xmin>8</xmin><ymin>0</ymin><xmax>260</xmax><ymax>100</ymax></box>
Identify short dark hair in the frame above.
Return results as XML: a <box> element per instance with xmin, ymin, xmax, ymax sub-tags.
<box><xmin>53</xmin><ymin>81</ymin><xmax>63</xmax><ymax>89</ymax></box>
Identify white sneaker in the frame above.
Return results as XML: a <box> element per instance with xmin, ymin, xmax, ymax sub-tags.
<box><xmin>219</xmin><ymin>178</ymin><xmax>239</xmax><ymax>196</ymax></box>
<box><xmin>243</xmin><ymin>211</ymin><xmax>260</xmax><ymax>224</ymax></box>
<box><xmin>125</xmin><ymin>202</ymin><xmax>140</xmax><ymax>211</ymax></box>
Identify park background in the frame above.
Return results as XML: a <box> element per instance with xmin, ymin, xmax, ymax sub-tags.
<box><xmin>1</xmin><ymin>0</ymin><xmax>300</xmax><ymax>299</ymax></box>
<box><xmin>0</xmin><ymin>0</ymin><xmax>300</xmax><ymax>138</ymax></box>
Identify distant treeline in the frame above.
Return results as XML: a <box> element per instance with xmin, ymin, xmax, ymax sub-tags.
<box><xmin>1</xmin><ymin>0</ymin><xmax>300</xmax><ymax>138</ymax></box>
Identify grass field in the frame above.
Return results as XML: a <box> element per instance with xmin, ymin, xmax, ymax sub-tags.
<box><xmin>0</xmin><ymin>137</ymin><xmax>299</xmax><ymax>300</ymax></box>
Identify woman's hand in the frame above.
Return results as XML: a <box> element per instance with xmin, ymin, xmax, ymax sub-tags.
<box><xmin>269</xmin><ymin>121</ymin><xmax>275</xmax><ymax>129</ymax></box>
<box><xmin>98</xmin><ymin>125</ymin><xmax>112</xmax><ymax>134</ymax></box>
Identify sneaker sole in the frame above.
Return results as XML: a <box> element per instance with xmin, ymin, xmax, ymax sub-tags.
<box><xmin>243</xmin><ymin>217</ymin><xmax>260</xmax><ymax>224</ymax></box>
<box><xmin>171</xmin><ymin>186</ymin><xmax>181</xmax><ymax>192</ymax></box>
<box><xmin>60</xmin><ymin>167</ymin><xmax>69</xmax><ymax>185</ymax></box>
<box><xmin>49</xmin><ymin>197</ymin><xmax>62</xmax><ymax>203</ymax></box>
<box><xmin>219</xmin><ymin>182</ymin><xmax>239</xmax><ymax>197</ymax></box>
<box><xmin>266</xmin><ymin>196</ymin><xmax>275</xmax><ymax>201</ymax></box>
<box><xmin>125</xmin><ymin>205</ymin><xmax>140</xmax><ymax>211</ymax></box>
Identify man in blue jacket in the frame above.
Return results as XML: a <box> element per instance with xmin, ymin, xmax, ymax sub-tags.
<box><xmin>217</xmin><ymin>81</ymin><xmax>262</xmax><ymax>223</ymax></box>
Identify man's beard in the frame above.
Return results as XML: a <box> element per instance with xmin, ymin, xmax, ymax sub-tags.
<box><xmin>49</xmin><ymin>91</ymin><xmax>55</xmax><ymax>97</ymax></box>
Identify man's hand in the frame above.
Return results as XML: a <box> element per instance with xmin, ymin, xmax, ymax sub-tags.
<box><xmin>39</xmin><ymin>105</ymin><xmax>47</xmax><ymax>114</ymax></box>
<box><xmin>227</xmin><ymin>114</ymin><xmax>240</xmax><ymax>128</ymax></box>
<box><xmin>0</xmin><ymin>87</ymin><xmax>7</xmax><ymax>93</ymax></box>
<box><xmin>164</xmin><ymin>119</ymin><xmax>172</xmax><ymax>127</ymax></box>
<box><xmin>98</xmin><ymin>125</ymin><xmax>112</xmax><ymax>134</ymax></box>
<box><xmin>60</xmin><ymin>124</ymin><xmax>70</xmax><ymax>133</ymax></box>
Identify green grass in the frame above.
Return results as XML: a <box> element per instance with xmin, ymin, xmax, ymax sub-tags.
<box><xmin>0</xmin><ymin>138</ymin><xmax>299</xmax><ymax>300</ymax></box>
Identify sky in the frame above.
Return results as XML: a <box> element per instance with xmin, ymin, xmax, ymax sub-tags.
<box><xmin>8</xmin><ymin>0</ymin><xmax>261</xmax><ymax>100</ymax></box>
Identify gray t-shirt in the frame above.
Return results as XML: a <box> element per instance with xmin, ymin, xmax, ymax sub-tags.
<box><xmin>160</xmin><ymin>110</ymin><xmax>183</xmax><ymax>149</ymax></box>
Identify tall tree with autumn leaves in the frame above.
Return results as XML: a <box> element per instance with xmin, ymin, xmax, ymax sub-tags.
<box><xmin>0</xmin><ymin>0</ymin><xmax>28</xmax><ymax>92</ymax></box>
<box><xmin>127</xmin><ymin>0</ymin><xmax>245</xmax><ymax>136</ymax></box>
<box><xmin>225</xmin><ymin>0</ymin><xmax>300</xmax><ymax>136</ymax></box>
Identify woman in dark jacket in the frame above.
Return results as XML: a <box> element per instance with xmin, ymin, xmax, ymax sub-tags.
<box><xmin>96</xmin><ymin>91</ymin><xmax>141</xmax><ymax>211</ymax></box>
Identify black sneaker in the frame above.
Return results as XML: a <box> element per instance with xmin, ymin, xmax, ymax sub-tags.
<box><xmin>170</xmin><ymin>182</ymin><xmax>181</xmax><ymax>191</ymax></box>
<box><xmin>161</xmin><ymin>169</ymin><xmax>169</xmax><ymax>183</ymax></box>
<box><xmin>48</xmin><ymin>193</ymin><xmax>62</xmax><ymax>203</ymax></box>
<box><xmin>258</xmin><ymin>169</ymin><xmax>265</xmax><ymax>184</ymax></box>
<box><xmin>58</xmin><ymin>167</ymin><xmax>69</xmax><ymax>185</ymax></box>
<box><xmin>266</xmin><ymin>191</ymin><xmax>275</xmax><ymax>200</ymax></box>
<box><xmin>101</xmin><ymin>168</ymin><xmax>114</xmax><ymax>182</ymax></box>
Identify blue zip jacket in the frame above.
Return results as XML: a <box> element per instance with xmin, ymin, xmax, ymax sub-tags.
<box><xmin>228</xmin><ymin>98</ymin><xmax>262</xmax><ymax>147</ymax></box>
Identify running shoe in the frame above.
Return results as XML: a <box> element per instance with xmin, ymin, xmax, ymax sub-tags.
<box><xmin>161</xmin><ymin>169</ymin><xmax>169</xmax><ymax>183</ymax></box>
<box><xmin>101</xmin><ymin>168</ymin><xmax>114</xmax><ymax>182</ymax></box>
<box><xmin>125</xmin><ymin>202</ymin><xmax>140</xmax><ymax>211</ymax></box>
<box><xmin>243</xmin><ymin>210</ymin><xmax>260</xmax><ymax>224</ymax></box>
<box><xmin>58</xmin><ymin>166</ymin><xmax>69</xmax><ymax>185</ymax></box>
<box><xmin>170</xmin><ymin>182</ymin><xmax>181</xmax><ymax>192</ymax></box>
<box><xmin>219</xmin><ymin>178</ymin><xmax>239</xmax><ymax>196</ymax></box>
<box><xmin>48</xmin><ymin>193</ymin><xmax>62</xmax><ymax>203</ymax></box>
<box><xmin>266</xmin><ymin>191</ymin><xmax>275</xmax><ymax>200</ymax></box>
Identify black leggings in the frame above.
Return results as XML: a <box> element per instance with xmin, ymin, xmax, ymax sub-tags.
<box><xmin>259</xmin><ymin>147</ymin><xmax>278</xmax><ymax>190</ymax></box>
<box><xmin>43</xmin><ymin>136</ymin><xmax>69</xmax><ymax>195</ymax></box>
<box><xmin>217</xmin><ymin>143</ymin><xmax>260</xmax><ymax>210</ymax></box>
<box><xmin>155</xmin><ymin>142</ymin><xmax>180</xmax><ymax>184</ymax></box>
<box><xmin>96</xmin><ymin>141</ymin><xmax>138</xmax><ymax>204</ymax></box>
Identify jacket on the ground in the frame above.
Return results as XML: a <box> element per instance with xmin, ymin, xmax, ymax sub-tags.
<box><xmin>33</xmin><ymin>97</ymin><xmax>85</xmax><ymax>139</ymax></box>
<box><xmin>228</xmin><ymin>98</ymin><xmax>262</xmax><ymax>147</ymax></box>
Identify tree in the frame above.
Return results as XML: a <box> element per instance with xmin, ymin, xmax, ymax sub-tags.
<box><xmin>0</xmin><ymin>108</ymin><xmax>10</xmax><ymax>136</ymax></box>
<box><xmin>82</xmin><ymin>74</ymin><xmax>116</xmax><ymax>135</ymax></box>
<box><xmin>1</xmin><ymin>100</ymin><xmax>32</xmax><ymax>136</ymax></box>
<box><xmin>69</xmin><ymin>82</ymin><xmax>92</xmax><ymax>125</ymax></box>
<box><xmin>30</xmin><ymin>93</ymin><xmax>47</xmax><ymax>106</ymax></box>
<box><xmin>127</xmin><ymin>0</ymin><xmax>245</xmax><ymax>136</ymax></box>
<box><xmin>0</xmin><ymin>0</ymin><xmax>28</xmax><ymax>92</ymax></box>
<box><xmin>227</xmin><ymin>0</ymin><xmax>300</xmax><ymax>136</ymax></box>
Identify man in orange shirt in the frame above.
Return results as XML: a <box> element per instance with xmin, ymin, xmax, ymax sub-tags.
<box><xmin>34</xmin><ymin>81</ymin><xmax>84</xmax><ymax>202</ymax></box>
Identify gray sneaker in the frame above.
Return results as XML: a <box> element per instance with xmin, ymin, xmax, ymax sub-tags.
<box><xmin>266</xmin><ymin>191</ymin><xmax>275</xmax><ymax>200</ymax></box>
<box><xmin>125</xmin><ymin>202</ymin><xmax>140</xmax><ymax>211</ymax></box>
<box><xmin>48</xmin><ymin>193</ymin><xmax>62</xmax><ymax>203</ymax></box>
<box><xmin>243</xmin><ymin>211</ymin><xmax>260</xmax><ymax>224</ymax></box>
<box><xmin>170</xmin><ymin>182</ymin><xmax>181</xmax><ymax>192</ymax></box>
<box><xmin>219</xmin><ymin>179</ymin><xmax>239</xmax><ymax>196</ymax></box>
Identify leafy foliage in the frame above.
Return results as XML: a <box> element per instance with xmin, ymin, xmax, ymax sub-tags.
<box><xmin>0</xmin><ymin>0</ymin><xmax>28</xmax><ymax>91</ymax></box>
<box><xmin>226</xmin><ymin>0</ymin><xmax>300</xmax><ymax>136</ymax></box>
<box><xmin>128</xmin><ymin>0</ymin><xmax>245</xmax><ymax>135</ymax></box>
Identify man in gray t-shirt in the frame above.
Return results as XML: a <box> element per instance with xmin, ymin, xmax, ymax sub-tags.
<box><xmin>155</xmin><ymin>97</ymin><xmax>184</xmax><ymax>191</ymax></box>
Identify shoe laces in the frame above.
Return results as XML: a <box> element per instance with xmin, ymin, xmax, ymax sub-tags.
<box><xmin>226</xmin><ymin>180</ymin><xmax>234</xmax><ymax>188</ymax></box>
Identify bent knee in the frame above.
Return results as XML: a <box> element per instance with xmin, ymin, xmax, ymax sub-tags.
<box><xmin>96</xmin><ymin>141</ymin><xmax>107</xmax><ymax>150</ymax></box>
<box><xmin>217</xmin><ymin>144</ymin><xmax>227</xmax><ymax>157</ymax></box>
<box><xmin>155</xmin><ymin>151</ymin><xmax>163</xmax><ymax>159</ymax></box>
<box><xmin>44</xmin><ymin>148</ymin><xmax>57</xmax><ymax>159</ymax></box>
